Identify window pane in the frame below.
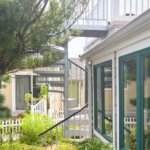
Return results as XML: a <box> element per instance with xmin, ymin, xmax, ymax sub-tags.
<box><xmin>104</xmin><ymin>63</ymin><xmax>113</xmax><ymax>138</ymax></box>
<box><xmin>123</xmin><ymin>59</ymin><xmax>137</xmax><ymax>149</ymax></box>
<box><xmin>96</xmin><ymin>67</ymin><xmax>102</xmax><ymax>130</ymax></box>
<box><xmin>144</xmin><ymin>55</ymin><xmax>150</xmax><ymax>150</ymax></box>
<box><xmin>16</xmin><ymin>75</ymin><xmax>30</xmax><ymax>110</ymax></box>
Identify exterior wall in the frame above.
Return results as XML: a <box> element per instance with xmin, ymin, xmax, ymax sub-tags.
<box><xmin>85</xmin><ymin>17</ymin><xmax>150</xmax><ymax>149</ymax></box>
<box><xmin>2</xmin><ymin>80</ymin><xmax>12</xmax><ymax>111</ymax></box>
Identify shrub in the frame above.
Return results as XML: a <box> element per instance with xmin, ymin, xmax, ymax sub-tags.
<box><xmin>20</xmin><ymin>114</ymin><xmax>62</xmax><ymax>145</ymax></box>
<box><xmin>78</xmin><ymin>138</ymin><xmax>113</xmax><ymax>150</ymax></box>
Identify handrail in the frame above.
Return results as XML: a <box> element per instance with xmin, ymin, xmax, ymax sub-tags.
<box><xmin>39</xmin><ymin>103</ymin><xmax>88</xmax><ymax>137</ymax></box>
<box><xmin>98</xmin><ymin>109</ymin><xmax>131</xmax><ymax>134</ymax></box>
<box><xmin>68</xmin><ymin>59</ymin><xmax>86</xmax><ymax>72</ymax></box>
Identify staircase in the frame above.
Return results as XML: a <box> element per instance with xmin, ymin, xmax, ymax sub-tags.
<box><xmin>39</xmin><ymin>103</ymin><xmax>89</xmax><ymax>147</ymax></box>
<box><xmin>33</xmin><ymin>46</ymin><xmax>88</xmax><ymax>138</ymax></box>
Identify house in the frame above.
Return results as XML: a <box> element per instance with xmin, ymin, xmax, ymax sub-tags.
<box><xmin>80</xmin><ymin>7</ymin><xmax>150</xmax><ymax>150</ymax></box>
<box><xmin>1</xmin><ymin>58</ymin><xmax>85</xmax><ymax>117</ymax></box>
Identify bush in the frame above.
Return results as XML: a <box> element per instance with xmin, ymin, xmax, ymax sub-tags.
<box><xmin>20</xmin><ymin>114</ymin><xmax>62</xmax><ymax>145</ymax></box>
<box><xmin>78</xmin><ymin>138</ymin><xmax>113</xmax><ymax>150</ymax></box>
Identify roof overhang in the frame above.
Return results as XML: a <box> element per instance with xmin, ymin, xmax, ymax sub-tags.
<box><xmin>80</xmin><ymin>9</ymin><xmax>150</xmax><ymax>59</ymax></box>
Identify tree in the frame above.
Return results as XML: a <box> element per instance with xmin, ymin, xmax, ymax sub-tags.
<box><xmin>0</xmin><ymin>0</ymin><xmax>89</xmax><ymax>118</ymax></box>
<box><xmin>0</xmin><ymin>0</ymin><xmax>89</xmax><ymax>75</ymax></box>
<box><xmin>0</xmin><ymin>75</ymin><xmax>10</xmax><ymax>118</ymax></box>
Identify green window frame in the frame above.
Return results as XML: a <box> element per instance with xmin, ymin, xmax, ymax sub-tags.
<box><xmin>94</xmin><ymin>60</ymin><xmax>113</xmax><ymax>141</ymax></box>
<box><xmin>119</xmin><ymin>47</ymin><xmax>150</xmax><ymax>150</ymax></box>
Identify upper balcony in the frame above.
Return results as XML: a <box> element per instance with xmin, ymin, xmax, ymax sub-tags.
<box><xmin>70</xmin><ymin>0</ymin><xmax>150</xmax><ymax>37</ymax></box>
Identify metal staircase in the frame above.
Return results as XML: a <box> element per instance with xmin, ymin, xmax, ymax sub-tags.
<box><xmin>33</xmin><ymin>0</ymin><xmax>150</xmax><ymax>141</ymax></box>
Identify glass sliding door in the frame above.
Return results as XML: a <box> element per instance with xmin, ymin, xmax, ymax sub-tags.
<box><xmin>119</xmin><ymin>47</ymin><xmax>150</xmax><ymax>150</ymax></box>
<box><xmin>94</xmin><ymin>67</ymin><xmax>103</xmax><ymax>131</ymax></box>
<box><xmin>143</xmin><ymin>54</ymin><xmax>150</xmax><ymax>149</ymax></box>
<box><xmin>120</xmin><ymin>57</ymin><xmax>138</xmax><ymax>150</ymax></box>
<box><xmin>121</xmin><ymin>58</ymin><xmax>137</xmax><ymax>149</ymax></box>
<box><xmin>94</xmin><ymin>61</ymin><xmax>113</xmax><ymax>140</ymax></box>
<box><xmin>104</xmin><ymin>63</ymin><xmax>113</xmax><ymax>138</ymax></box>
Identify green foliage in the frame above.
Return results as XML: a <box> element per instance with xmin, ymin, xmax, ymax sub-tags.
<box><xmin>0</xmin><ymin>142</ymin><xmax>43</xmax><ymax>150</ymax></box>
<box><xmin>39</xmin><ymin>85</ymin><xmax>48</xmax><ymax>98</ymax></box>
<box><xmin>130</xmin><ymin>97</ymin><xmax>150</xmax><ymax>109</ymax></box>
<box><xmin>20</xmin><ymin>114</ymin><xmax>62</xmax><ymax>145</ymax></box>
<box><xmin>125</xmin><ymin>127</ymin><xmax>136</xmax><ymax>150</ymax></box>
<box><xmin>0</xmin><ymin>0</ymin><xmax>87</xmax><ymax>75</ymax></box>
<box><xmin>0</xmin><ymin>75</ymin><xmax>10</xmax><ymax>118</ymax></box>
<box><xmin>18</xmin><ymin>51</ymin><xmax>64</xmax><ymax>70</ymax></box>
<box><xmin>78</xmin><ymin>138</ymin><xmax>113</xmax><ymax>150</ymax></box>
<box><xmin>0</xmin><ymin>101</ymin><xmax>10</xmax><ymax>121</ymax></box>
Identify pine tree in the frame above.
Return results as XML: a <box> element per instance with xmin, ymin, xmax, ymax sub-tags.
<box><xmin>0</xmin><ymin>0</ymin><xmax>88</xmax><ymax>117</ymax></box>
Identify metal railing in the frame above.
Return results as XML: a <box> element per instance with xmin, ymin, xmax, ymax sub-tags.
<box><xmin>72</xmin><ymin>0</ymin><xmax>150</xmax><ymax>27</ymax></box>
<box><xmin>68</xmin><ymin>59</ymin><xmax>87</xmax><ymax>108</ymax></box>
<box><xmin>73</xmin><ymin>0</ymin><xmax>110</xmax><ymax>26</ymax></box>
<box><xmin>118</xmin><ymin>0</ymin><xmax>150</xmax><ymax>17</ymax></box>
<box><xmin>39</xmin><ymin>103</ymin><xmax>89</xmax><ymax>148</ymax></box>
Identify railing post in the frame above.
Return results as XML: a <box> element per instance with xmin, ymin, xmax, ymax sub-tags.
<box><xmin>31</xmin><ymin>105</ymin><xmax>34</xmax><ymax>114</ymax></box>
<box><xmin>111</xmin><ymin>0</ymin><xmax>119</xmax><ymax>21</ymax></box>
<box><xmin>64</xmin><ymin>40</ymin><xmax>69</xmax><ymax>137</ymax></box>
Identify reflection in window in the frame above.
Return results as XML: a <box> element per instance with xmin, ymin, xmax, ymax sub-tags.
<box><xmin>94</xmin><ymin>61</ymin><xmax>113</xmax><ymax>140</ymax></box>
<box><xmin>123</xmin><ymin>59</ymin><xmax>137</xmax><ymax>149</ymax></box>
<box><xmin>104</xmin><ymin>64</ymin><xmax>113</xmax><ymax>138</ymax></box>
<box><xmin>144</xmin><ymin>55</ymin><xmax>150</xmax><ymax>150</ymax></box>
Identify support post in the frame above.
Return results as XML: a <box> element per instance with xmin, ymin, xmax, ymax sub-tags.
<box><xmin>64</xmin><ymin>40</ymin><xmax>69</xmax><ymax>137</ymax></box>
<box><xmin>86</xmin><ymin>60</ymin><xmax>93</xmax><ymax>138</ymax></box>
<box><xmin>111</xmin><ymin>0</ymin><xmax>120</xmax><ymax>21</ymax></box>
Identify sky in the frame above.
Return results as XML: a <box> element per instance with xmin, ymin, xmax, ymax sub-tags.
<box><xmin>68</xmin><ymin>37</ymin><xmax>86</xmax><ymax>58</ymax></box>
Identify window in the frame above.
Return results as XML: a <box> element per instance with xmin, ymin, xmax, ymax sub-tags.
<box><xmin>119</xmin><ymin>47</ymin><xmax>150</xmax><ymax>150</ymax></box>
<box><xmin>94</xmin><ymin>61</ymin><xmax>113</xmax><ymax>141</ymax></box>
<box><xmin>15</xmin><ymin>75</ymin><xmax>42</xmax><ymax>110</ymax></box>
<box><xmin>15</xmin><ymin>75</ymin><xmax>31</xmax><ymax>110</ymax></box>
<box><xmin>119</xmin><ymin>56</ymin><xmax>137</xmax><ymax>149</ymax></box>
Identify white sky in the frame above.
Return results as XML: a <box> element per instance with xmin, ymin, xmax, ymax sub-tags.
<box><xmin>68</xmin><ymin>37</ymin><xmax>86</xmax><ymax>58</ymax></box>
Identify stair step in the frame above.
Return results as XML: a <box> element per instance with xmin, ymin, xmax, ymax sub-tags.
<box><xmin>34</xmin><ymin>71</ymin><xmax>65</xmax><ymax>77</ymax></box>
<box><xmin>68</xmin><ymin>98</ymin><xmax>78</xmax><ymax>108</ymax></box>
<box><xmin>65</xmin><ymin>129</ymin><xmax>89</xmax><ymax>137</ymax></box>
<box><xmin>68</xmin><ymin>119</ymin><xmax>89</xmax><ymax>126</ymax></box>
<box><xmin>48</xmin><ymin>90</ymin><xmax>64</xmax><ymax>93</ymax></box>
<box><xmin>49</xmin><ymin>61</ymin><xmax>65</xmax><ymax>66</ymax></box>
<box><xmin>38</xmin><ymin>81</ymin><xmax>64</xmax><ymax>87</ymax></box>
<box><xmin>68</xmin><ymin>108</ymin><xmax>88</xmax><ymax>116</ymax></box>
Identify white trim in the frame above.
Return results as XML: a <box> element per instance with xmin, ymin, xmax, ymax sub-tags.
<box><xmin>93</xmin><ymin>129</ymin><xmax>110</xmax><ymax>143</ymax></box>
<box><xmin>117</xmin><ymin>37</ymin><xmax>150</xmax><ymax>58</ymax></box>
<box><xmin>87</xmin><ymin>62</ymin><xmax>92</xmax><ymax>137</ymax></box>
<box><xmin>116</xmin><ymin>53</ymin><xmax>120</xmax><ymax>150</ymax></box>
<box><xmin>112</xmin><ymin>53</ymin><xmax>116</xmax><ymax>148</ymax></box>
<box><xmin>12</xmin><ymin>73</ymin><xmax>35</xmax><ymax>114</ymax></box>
<box><xmin>81</xmin><ymin>9</ymin><xmax>150</xmax><ymax>59</ymax></box>
<box><xmin>93</xmin><ymin>53</ymin><xmax>114</xmax><ymax>66</ymax></box>
<box><xmin>13</xmin><ymin>72</ymin><xmax>37</xmax><ymax>76</ymax></box>
<box><xmin>92</xmin><ymin>54</ymin><xmax>115</xmax><ymax>147</ymax></box>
